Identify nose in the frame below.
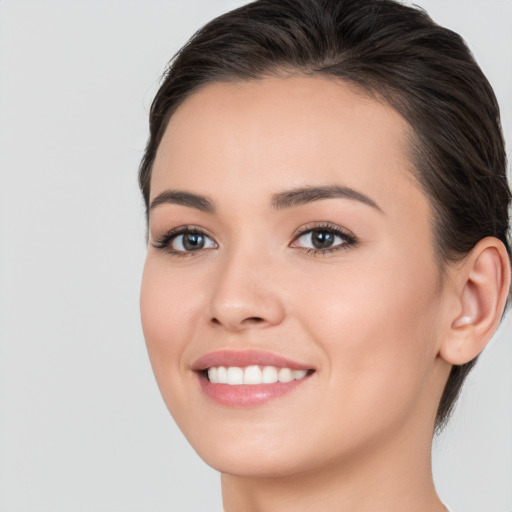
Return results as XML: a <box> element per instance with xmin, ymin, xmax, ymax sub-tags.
<box><xmin>207</xmin><ymin>250</ymin><xmax>286</xmax><ymax>332</ymax></box>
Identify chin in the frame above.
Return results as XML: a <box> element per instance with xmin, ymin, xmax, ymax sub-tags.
<box><xmin>176</xmin><ymin>418</ymin><xmax>318</xmax><ymax>478</ymax></box>
<box><xmin>199</xmin><ymin>445</ymin><xmax>310</xmax><ymax>479</ymax></box>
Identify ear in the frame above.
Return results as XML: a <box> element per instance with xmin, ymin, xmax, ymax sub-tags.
<box><xmin>439</xmin><ymin>237</ymin><xmax>511</xmax><ymax>365</ymax></box>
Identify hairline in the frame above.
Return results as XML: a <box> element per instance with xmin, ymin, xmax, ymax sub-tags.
<box><xmin>144</xmin><ymin>70</ymin><xmax>453</xmax><ymax>271</ymax></box>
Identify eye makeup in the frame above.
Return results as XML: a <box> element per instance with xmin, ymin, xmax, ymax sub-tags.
<box><xmin>151</xmin><ymin>220</ymin><xmax>358</xmax><ymax>258</ymax></box>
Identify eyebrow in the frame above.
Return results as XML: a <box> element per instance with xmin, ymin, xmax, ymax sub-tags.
<box><xmin>271</xmin><ymin>185</ymin><xmax>383</xmax><ymax>213</ymax></box>
<box><xmin>149</xmin><ymin>189</ymin><xmax>215</xmax><ymax>213</ymax></box>
<box><xmin>149</xmin><ymin>184</ymin><xmax>383</xmax><ymax>215</ymax></box>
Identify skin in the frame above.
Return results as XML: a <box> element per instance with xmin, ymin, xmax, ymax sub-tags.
<box><xmin>140</xmin><ymin>75</ymin><xmax>509</xmax><ymax>512</ymax></box>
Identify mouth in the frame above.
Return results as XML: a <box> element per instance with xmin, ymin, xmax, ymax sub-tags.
<box><xmin>192</xmin><ymin>350</ymin><xmax>315</xmax><ymax>407</ymax></box>
<box><xmin>203</xmin><ymin>365</ymin><xmax>313</xmax><ymax>385</ymax></box>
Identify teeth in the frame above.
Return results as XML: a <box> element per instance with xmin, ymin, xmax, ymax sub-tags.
<box><xmin>243</xmin><ymin>365</ymin><xmax>262</xmax><ymax>384</ymax></box>
<box><xmin>208</xmin><ymin>366</ymin><xmax>219</xmax><ymax>383</ymax></box>
<box><xmin>278</xmin><ymin>367</ymin><xmax>293</xmax><ymax>382</ymax></box>
<box><xmin>206</xmin><ymin>365</ymin><xmax>309</xmax><ymax>385</ymax></box>
<box><xmin>262</xmin><ymin>365</ymin><xmax>278</xmax><ymax>383</ymax></box>
<box><xmin>226</xmin><ymin>366</ymin><xmax>244</xmax><ymax>385</ymax></box>
<box><xmin>217</xmin><ymin>366</ymin><xmax>227</xmax><ymax>384</ymax></box>
<box><xmin>293</xmin><ymin>369</ymin><xmax>307</xmax><ymax>380</ymax></box>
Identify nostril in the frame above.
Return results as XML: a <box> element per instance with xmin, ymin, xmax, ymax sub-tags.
<box><xmin>209</xmin><ymin>316</ymin><xmax>265</xmax><ymax>328</ymax></box>
<box><xmin>244</xmin><ymin>317</ymin><xmax>265</xmax><ymax>324</ymax></box>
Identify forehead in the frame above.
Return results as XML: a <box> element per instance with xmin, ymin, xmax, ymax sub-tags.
<box><xmin>151</xmin><ymin>75</ymin><xmax>426</xmax><ymax>222</ymax></box>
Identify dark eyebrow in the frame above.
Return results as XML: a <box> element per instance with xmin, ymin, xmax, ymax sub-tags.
<box><xmin>149</xmin><ymin>185</ymin><xmax>382</xmax><ymax>215</ymax></box>
<box><xmin>271</xmin><ymin>185</ymin><xmax>383</xmax><ymax>213</ymax></box>
<box><xmin>149</xmin><ymin>189</ymin><xmax>215</xmax><ymax>213</ymax></box>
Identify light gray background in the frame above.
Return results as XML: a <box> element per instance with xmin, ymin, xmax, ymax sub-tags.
<box><xmin>0</xmin><ymin>1</ymin><xmax>510</xmax><ymax>511</ymax></box>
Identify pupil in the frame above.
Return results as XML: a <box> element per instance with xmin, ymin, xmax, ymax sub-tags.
<box><xmin>312</xmin><ymin>230</ymin><xmax>334</xmax><ymax>249</ymax></box>
<box><xmin>183</xmin><ymin>233</ymin><xmax>204</xmax><ymax>251</ymax></box>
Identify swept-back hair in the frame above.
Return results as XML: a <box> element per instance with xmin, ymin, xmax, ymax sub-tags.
<box><xmin>139</xmin><ymin>0</ymin><xmax>511</xmax><ymax>430</ymax></box>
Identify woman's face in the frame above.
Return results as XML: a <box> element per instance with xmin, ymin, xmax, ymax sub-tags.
<box><xmin>141</xmin><ymin>76</ymin><xmax>451</xmax><ymax>477</ymax></box>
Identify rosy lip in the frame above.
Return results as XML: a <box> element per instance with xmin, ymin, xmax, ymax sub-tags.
<box><xmin>191</xmin><ymin>350</ymin><xmax>315</xmax><ymax>407</ymax></box>
<box><xmin>191</xmin><ymin>349</ymin><xmax>313</xmax><ymax>372</ymax></box>
<box><xmin>196</xmin><ymin>377</ymin><xmax>311</xmax><ymax>407</ymax></box>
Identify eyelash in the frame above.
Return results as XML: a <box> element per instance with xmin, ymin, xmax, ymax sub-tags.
<box><xmin>152</xmin><ymin>222</ymin><xmax>357</xmax><ymax>257</ymax></box>
<box><xmin>291</xmin><ymin>222</ymin><xmax>358</xmax><ymax>256</ymax></box>
<box><xmin>152</xmin><ymin>225</ymin><xmax>215</xmax><ymax>258</ymax></box>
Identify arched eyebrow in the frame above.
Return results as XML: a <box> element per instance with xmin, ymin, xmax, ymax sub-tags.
<box><xmin>271</xmin><ymin>185</ymin><xmax>383</xmax><ymax>213</ymax></box>
<box><xmin>150</xmin><ymin>189</ymin><xmax>215</xmax><ymax>213</ymax></box>
<box><xmin>149</xmin><ymin>184</ymin><xmax>383</xmax><ymax>214</ymax></box>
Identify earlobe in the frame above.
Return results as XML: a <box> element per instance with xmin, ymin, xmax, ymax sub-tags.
<box><xmin>440</xmin><ymin>237</ymin><xmax>511</xmax><ymax>366</ymax></box>
<box><xmin>451</xmin><ymin>315</ymin><xmax>473</xmax><ymax>328</ymax></box>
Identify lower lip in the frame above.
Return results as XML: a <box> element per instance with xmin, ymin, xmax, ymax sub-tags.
<box><xmin>196</xmin><ymin>373</ymin><xmax>311</xmax><ymax>407</ymax></box>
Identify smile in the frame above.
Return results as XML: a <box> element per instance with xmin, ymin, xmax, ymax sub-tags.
<box><xmin>207</xmin><ymin>365</ymin><xmax>309</xmax><ymax>385</ymax></box>
<box><xmin>193</xmin><ymin>350</ymin><xmax>315</xmax><ymax>407</ymax></box>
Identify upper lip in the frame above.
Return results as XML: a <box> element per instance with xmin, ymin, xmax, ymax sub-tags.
<box><xmin>192</xmin><ymin>349</ymin><xmax>314</xmax><ymax>372</ymax></box>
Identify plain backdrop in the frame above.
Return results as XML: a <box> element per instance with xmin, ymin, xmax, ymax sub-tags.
<box><xmin>0</xmin><ymin>1</ymin><xmax>510</xmax><ymax>511</ymax></box>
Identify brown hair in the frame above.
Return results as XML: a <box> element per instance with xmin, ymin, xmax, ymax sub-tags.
<box><xmin>139</xmin><ymin>0</ymin><xmax>511</xmax><ymax>431</ymax></box>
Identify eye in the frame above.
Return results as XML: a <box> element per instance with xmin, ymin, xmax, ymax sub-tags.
<box><xmin>291</xmin><ymin>224</ymin><xmax>356</xmax><ymax>254</ymax></box>
<box><xmin>153</xmin><ymin>227</ymin><xmax>217</xmax><ymax>255</ymax></box>
<box><xmin>171</xmin><ymin>231</ymin><xmax>216</xmax><ymax>252</ymax></box>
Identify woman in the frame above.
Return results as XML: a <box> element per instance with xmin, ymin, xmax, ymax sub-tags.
<box><xmin>138</xmin><ymin>0</ymin><xmax>511</xmax><ymax>510</ymax></box>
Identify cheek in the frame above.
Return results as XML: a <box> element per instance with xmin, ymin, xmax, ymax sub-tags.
<box><xmin>140</xmin><ymin>258</ymin><xmax>204</xmax><ymax>387</ymax></box>
<box><xmin>296</xmin><ymin>248</ymin><xmax>441</xmax><ymax>425</ymax></box>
